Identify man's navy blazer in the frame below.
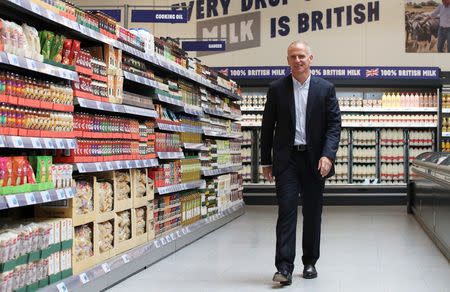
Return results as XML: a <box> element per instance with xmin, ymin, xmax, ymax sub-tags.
<box><xmin>260</xmin><ymin>74</ymin><xmax>341</xmax><ymax>179</ymax></box>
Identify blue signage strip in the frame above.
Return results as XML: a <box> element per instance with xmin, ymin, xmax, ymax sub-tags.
<box><xmin>131</xmin><ymin>10</ymin><xmax>188</xmax><ymax>23</ymax></box>
<box><xmin>87</xmin><ymin>9</ymin><xmax>121</xmax><ymax>22</ymax></box>
<box><xmin>213</xmin><ymin>66</ymin><xmax>439</xmax><ymax>80</ymax></box>
<box><xmin>182</xmin><ymin>41</ymin><xmax>226</xmax><ymax>51</ymax></box>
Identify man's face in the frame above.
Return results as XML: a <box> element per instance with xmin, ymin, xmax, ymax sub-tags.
<box><xmin>287</xmin><ymin>43</ymin><xmax>313</xmax><ymax>76</ymax></box>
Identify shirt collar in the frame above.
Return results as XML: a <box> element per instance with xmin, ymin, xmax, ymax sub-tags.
<box><xmin>292</xmin><ymin>74</ymin><xmax>311</xmax><ymax>89</ymax></box>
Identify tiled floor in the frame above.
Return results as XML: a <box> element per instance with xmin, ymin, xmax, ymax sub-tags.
<box><xmin>107</xmin><ymin>206</ymin><xmax>449</xmax><ymax>292</ymax></box>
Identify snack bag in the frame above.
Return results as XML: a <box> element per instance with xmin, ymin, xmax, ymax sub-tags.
<box><xmin>61</xmin><ymin>39</ymin><xmax>72</xmax><ymax>65</ymax></box>
<box><xmin>68</xmin><ymin>40</ymin><xmax>80</xmax><ymax>66</ymax></box>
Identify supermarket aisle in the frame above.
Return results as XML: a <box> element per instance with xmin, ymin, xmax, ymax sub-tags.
<box><xmin>106</xmin><ymin>206</ymin><xmax>449</xmax><ymax>292</ymax></box>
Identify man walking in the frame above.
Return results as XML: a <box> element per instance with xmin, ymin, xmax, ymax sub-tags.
<box><xmin>260</xmin><ymin>41</ymin><xmax>341</xmax><ymax>285</ymax></box>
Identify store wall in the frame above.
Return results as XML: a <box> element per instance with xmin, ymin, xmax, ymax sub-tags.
<box><xmin>73</xmin><ymin>0</ymin><xmax>450</xmax><ymax>71</ymax></box>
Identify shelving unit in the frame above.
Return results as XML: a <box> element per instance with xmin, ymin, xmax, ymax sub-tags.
<box><xmin>0</xmin><ymin>1</ymin><xmax>244</xmax><ymax>291</ymax></box>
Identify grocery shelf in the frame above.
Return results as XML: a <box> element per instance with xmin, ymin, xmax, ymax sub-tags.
<box><xmin>75</xmin><ymin>159</ymin><xmax>158</xmax><ymax>173</ymax></box>
<box><xmin>342</xmin><ymin>123</ymin><xmax>438</xmax><ymax>128</ymax></box>
<box><xmin>156</xmin><ymin>121</ymin><xmax>184</xmax><ymax>132</ymax></box>
<box><xmin>203</xmin><ymin>107</ymin><xmax>240</xmax><ymax>121</ymax></box>
<box><xmin>241</xmin><ymin>106</ymin><xmax>265</xmax><ymax>111</ymax></box>
<box><xmin>340</xmin><ymin>107</ymin><xmax>438</xmax><ymax>112</ymax></box>
<box><xmin>2</xmin><ymin>0</ymin><xmax>241</xmax><ymax>101</ymax></box>
<box><xmin>0</xmin><ymin>135</ymin><xmax>77</xmax><ymax>149</ymax></box>
<box><xmin>240</xmin><ymin>122</ymin><xmax>262</xmax><ymax>127</ymax></box>
<box><xmin>155</xmin><ymin>94</ymin><xmax>185</xmax><ymax>107</ymax></box>
<box><xmin>183</xmin><ymin>106</ymin><xmax>204</xmax><ymax>117</ymax></box>
<box><xmin>123</xmin><ymin>71</ymin><xmax>159</xmax><ymax>89</ymax></box>
<box><xmin>0</xmin><ymin>51</ymin><xmax>79</xmax><ymax>81</ymax></box>
<box><xmin>156</xmin><ymin>152</ymin><xmax>185</xmax><ymax>159</ymax></box>
<box><xmin>0</xmin><ymin>187</ymin><xmax>76</xmax><ymax>210</ymax></box>
<box><xmin>76</xmin><ymin>98</ymin><xmax>158</xmax><ymax>118</ymax></box>
<box><xmin>155</xmin><ymin>180</ymin><xmax>206</xmax><ymax>195</ymax></box>
<box><xmin>442</xmin><ymin>132</ymin><xmax>450</xmax><ymax>137</ymax></box>
<box><xmin>217</xmin><ymin>150</ymin><xmax>242</xmax><ymax>155</ymax></box>
<box><xmin>443</xmin><ymin>109</ymin><xmax>450</xmax><ymax>113</ymax></box>
<box><xmin>202</xmin><ymin>164</ymin><xmax>243</xmax><ymax>176</ymax></box>
<box><xmin>40</xmin><ymin>202</ymin><xmax>245</xmax><ymax>292</ymax></box>
<box><xmin>182</xmin><ymin>143</ymin><xmax>207</xmax><ymax>151</ymax></box>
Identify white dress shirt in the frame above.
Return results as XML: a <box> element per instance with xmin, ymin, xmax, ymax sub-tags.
<box><xmin>430</xmin><ymin>4</ymin><xmax>450</xmax><ymax>28</ymax></box>
<box><xmin>292</xmin><ymin>74</ymin><xmax>310</xmax><ymax>145</ymax></box>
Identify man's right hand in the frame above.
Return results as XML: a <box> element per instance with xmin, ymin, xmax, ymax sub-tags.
<box><xmin>262</xmin><ymin>166</ymin><xmax>274</xmax><ymax>183</ymax></box>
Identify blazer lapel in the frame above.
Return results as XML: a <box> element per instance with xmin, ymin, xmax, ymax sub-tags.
<box><xmin>306</xmin><ymin>75</ymin><xmax>316</xmax><ymax>123</ymax></box>
<box><xmin>286</xmin><ymin>75</ymin><xmax>296</xmax><ymax>130</ymax></box>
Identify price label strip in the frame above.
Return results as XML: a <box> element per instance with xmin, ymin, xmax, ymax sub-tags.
<box><xmin>0</xmin><ymin>137</ymin><xmax>5</xmax><ymax>148</ymax></box>
<box><xmin>122</xmin><ymin>254</ymin><xmax>130</xmax><ymax>263</ymax></box>
<box><xmin>77</xmin><ymin>163</ymin><xmax>87</xmax><ymax>173</ymax></box>
<box><xmin>165</xmin><ymin>235</ymin><xmax>172</xmax><ymax>243</ymax></box>
<box><xmin>102</xmin><ymin>263</ymin><xmax>111</xmax><ymax>273</ymax></box>
<box><xmin>79</xmin><ymin>272</ymin><xmax>89</xmax><ymax>284</ymax></box>
<box><xmin>160</xmin><ymin>238</ymin><xmax>167</xmax><ymax>245</ymax></box>
<box><xmin>40</xmin><ymin>191</ymin><xmax>51</xmax><ymax>202</ymax></box>
<box><xmin>11</xmin><ymin>136</ymin><xmax>24</xmax><ymax>148</ymax></box>
<box><xmin>26</xmin><ymin>58</ymin><xmax>37</xmax><ymax>71</ymax></box>
<box><xmin>154</xmin><ymin>240</ymin><xmax>161</xmax><ymax>248</ymax></box>
<box><xmin>105</xmin><ymin>162</ymin><xmax>113</xmax><ymax>170</ymax></box>
<box><xmin>56</xmin><ymin>189</ymin><xmax>66</xmax><ymax>200</ymax></box>
<box><xmin>43</xmin><ymin>138</ymin><xmax>54</xmax><ymax>148</ymax></box>
<box><xmin>31</xmin><ymin>138</ymin><xmax>42</xmax><ymax>148</ymax></box>
<box><xmin>24</xmin><ymin>193</ymin><xmax>36</xmax><ymax>205</ymax></box>
<box><xmin>95</xmin><ymin>163</ymin><xmax>104</xmax><ymax>172</ymax></box>
<box><xmin>65</xmin><ymin>188</ymin><xmax>74</xmax><ymax>198</ymax></box>
<box><xmin>55</xmin><ymin>139</ymin><xmax>65</xmax><ymax>148</ymax></box>
<box><xmin>5</xmin><ymin>195</ymin><xmax>19</xmax><ymax>208</ymax></box>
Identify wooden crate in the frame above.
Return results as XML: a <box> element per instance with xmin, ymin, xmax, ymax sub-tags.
<box><xmin>94</xmin><ymin>218</ymin><xmax>116</xmax><ymax>264</ymax></box>
<box><xmin>113</xmin><ymin>170</ymin><xmax>133</xmax><ymax>212</ymax></box>
<box><xmin>72</xmin><ymin>222</ymin><xmax>96</xmax><ymax>274</ymax></box>
<box><xmin>131</xmin><ymin>168</ymin><xmax>153</xmax><ymax>208</ymax></box>
<box><xmin>114</xmin><ymin>209</ymin><xmax>135</xmax><ymax>254</ymax></box>
<box><xmin>36</xmin><ymin>176</ymin><xmax>96</xmax><ymax>226</ymax></box>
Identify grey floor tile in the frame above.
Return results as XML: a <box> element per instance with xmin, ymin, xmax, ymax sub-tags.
<box><xmin>106</xmin><ymin>205</ymin><xmax>449</xmax><ymax>292</ymax></box>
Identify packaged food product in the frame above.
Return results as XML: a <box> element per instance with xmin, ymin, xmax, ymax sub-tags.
<box><xmin>73</xmin><ymin>225</ymin><xmax>93</xmax><ymax>262</ymax></box>
<box><xmin>0</xmin><ymin>233</ymin><xmax>10</xmax><ymax>263</ymax></box>
<box><xmin>98</xmin><ymin>221</ymin><xmax>113</xmax><ymax>253</ymax></box>
<box><xmin>135</xmin><ymin>207</ymin><xmax>146</xmax><ymax>236</ymax></box>
<box><xmin>39</xmin><ymin>31</ymin><xmax>55</xmax><ymax>59</ymax></box>
<box><xmin>98</xmin><ymin>181</ymin><xmax>113</xmax><ymax>212</ymax></box>
<box><xmin>75</xmin><ymin>180</ymin><xmax>93</xmax><ymax>215</ymax></box>
<box><xmin>69</xmin><ymin>40</ymin><xmax>80</xmax><ymax>66</ymax></box>
<box><xmin>0</xmin><ymin>158</ymin><xmax>8</xmax><ymax>187</ymax></box>
<box><xmin>116</xmin><ymin>210</ymin><xmax>130</xmax><ymax>241</ymax></box>
<box><xmin>61</xmin><ymin>39</ymin><xmax>73</xmax><ymax>65</ymax></box>
<box><xmin>3</xmin><ymin>158</ymin><xmax>12</xmax><ymax>187</ymax></box>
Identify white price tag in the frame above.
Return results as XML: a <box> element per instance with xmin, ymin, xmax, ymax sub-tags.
<box><xmin>6</xmin><ymin>54</ymin><xmax>18</xmax><ymax>67</ymax></box>
<box><xmin>50</xmin><ymin>69</ymin><xmax>58</xmax><ymax>76</ymax></box>
<box><xmin>55</xmin><ymin>139</ymin><xmax>65</xmax><ymax>148</ymax></box>
<box><xmin>60</xmin><ymin>70</ymin><xmax>68</xmax><ymax>79</ymax></box>
<box><xmin>95</xmin><ymin>163</ymin><xmax>104</xmax><ymax>172</ymax></box>
<box><xmin>170</xmin><ymin>233</ymin><xmax>176</xmax><ymax>241</ymax></box>
<box><xmin>56</xmin><ymin>189</ymin><xmax>66</xmax><ymax>200</ymax></box>
<box><xmin>122</xmin><ymin>254</ymin><xmax>130</xmax><ymax>263</ymax></box>
<box><xmin>143</xmin><ymin>160</ymin><xmax>149</xmax><ymax>167</ymax></box>
<box><xmin>65</xmin><ymin>188</ymin><xmax>74</xmax><ymax>198</ymax></box>
<box><xmin>40</xmin><ymin>191</ymin><xmax>51</xmax><ymax>202</ymax></box>
<box><xmin>96</xmin><ymin>101</ymin><xmax>104</xmax><ymax>110</ymax></box>
<box><xmin>77</xmin><ymin>163</ymin><xmax>86</xmax><ymax>173</ymax></box>
<box><xmin>24</xmin><ymin>193</ymin><xmax>36</xmax><ymax>205</ymax></box>
<box><xmin>47</xmin><ymin>11</ymin><xmax>57</xmax><ymax>21</ymax></box>
<box><xmin>105</xmin><ymin>162</ymin><xmax>113</xmax><ymax>170</ymax></box>
<box><xmin>136</xmin><ymin>160</ymin><xmax>143</xmax><ymax>168</ymax></box>
<box><xmin>125</xmin><ymin>161</ymin><xmax>131</xmax><ymax>169</ymax></box>
<box><xmin>165</xmin><ymin>235</ymin><xmax>171</xmax><ymax>243</ymax></box>
<box><xmin>80</xmin><ymin>26</ymin><xmax>87</xmax><ymax>34</ymax></box>
<box><xmin>181</xmin><ymin>228</ymin><xmax>187</xmax><ymax>235</ymax></box>
<box><xmin>56</xmin><ymin>282</ymin><xmax>68</xmax><ymax>292</ymax></box>
<box><xmin>30</xmin><ymin>2</ymin><xmax>41</xmax><ymax>14</ymax></box>
<box><xmin>176</xmin><ymin>231</ymin><xmax>182</xmax><ymax>237</ymax></box>
<box><xmin>5</xmin><ymin>195</ymin><xmax>19</xmax><ymax>208</ymax></box>
<box><xmin>0</xmin><ymin>138</ymin><xmax>5</xmax><ymax>147</ymax></box>
<box><xmin>101</xmin><ymin>263</ymin><xmax>111</xmax><ymax>273</ymax></box>
<box><xmin>78</xmin><ymin>98</ymin><xmax>86</xmax><ymax>107</ymax></box>
<box><xmin>160</xmin><ymin>238</ymin><xmax>167</xmax><ymax>245</ymax></box>
<box><xmin>79</xmin><ymin>272</ymin><xmax>89</xmax><ymax>284</ymax></box>
<box><xmin>186</xmin><ymin>226</ymin><xmax>191</xmax><ymax>232</ymax></box>
<box><xmin>154</xmin><ymin>240</ymin><xmax>161</xmax><ymax>248</ymax></box>
<box><xmin>10</xmin><ymin>0</ymin><xmax>21</xmax><ymax>5</ymax></box>
<box><xmin>31</xmin><ymin>138</ymin><xmax>42</xmax><ymax>148</ymax></box>
<box><xmin>26</xmin><ymin>58</ymin><xmax>37</xmax><ymax>70</ymax></box>
<box><xmin>63</xmin><ymin>17</ymin><xmax>71</xmax><ymax>27</ymax></box>
<box><xmin>111</xmin><ymin>104</ymin><xmax>118</xmax><ymax>112</ymax></box>
<box><xmin>43</xmin><ymin>139</ymin><xmax>54</xmax><ymax>148</ymax></box>
<box><xmin>12</xmin><ymin>136</ymin><xmax>24</xmax><ymax>148</ymax></box>
<box><xmin>69</xmin><ymin>139</ymin><xmax>76</xmax><ymax>149</ymax></box>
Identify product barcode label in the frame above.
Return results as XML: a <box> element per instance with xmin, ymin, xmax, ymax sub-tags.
<box><xmin>31</xmin><ymin>138</ymin><xmax>42</xmax><ymax>148</ymax></box>
<box><xmin>40</xmin><ymin>191</ymin><xmax>51</xmax><ymax>202</ymax></box>
<box><xmin>101</xmin><ymin>263</ymin><xmax>111</xmax><ymax>273</ymax></box>
<box><xmin>79</xmin><ymin>272</ymin><xmax>89</xmax><ymax>284</ymax></box>
<box><xmin>122</xmin><ymin>254</ymin><xmax>130</xmax><ymax>263</ymax></box>
<box><xmin>12</xmin><ymin>136</ymin><xmax>24</xmax><ymax>148</ymax></box>
<box><xmin>56</xmin><ymin>282</ymin><xmax>68</xmax><ymax>292</ymax></box>
<box><xmin>26</xmin><ymin>59</ymin><xmax>37</xmax><ymax>70</ymax></box>
<box><xmin>5</xmin><ymin>195</ymin><xmax>19</xmax><ymax>208</ymax></box>
<box><xmin>24</xmin><ymin>193</ymin><xmax>36</xmax><ymax>205</ymax></box>
<box><xmin>95</xmin><ymin>163</ymin><xmax>103</xmax><ymax>172</ymax></box>
<box><xmin>69</xmin><ymin>139</ymin><xmax>76</xmax><ymax>149</ymax></box>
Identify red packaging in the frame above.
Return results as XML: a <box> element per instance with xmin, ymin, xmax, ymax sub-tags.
<box><xmin>69</xmin><ymin>40</ymin><xmax>81</xmax><ymax>66</ymax></box>
<box><xmin>62</xmin><ymin>39</ymin><xmax>73</xmax><ymax>65</ymax></box>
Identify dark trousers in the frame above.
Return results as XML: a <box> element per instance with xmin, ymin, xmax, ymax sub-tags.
<box><xmin>275</xmin><ymin>150</ymin><xmax>325</xmax><ymax>273</ymax></box>
<box><xmin>437</xmin><ymin>26</ymin><xmax>450</xmax><ymax>53</ymax></box>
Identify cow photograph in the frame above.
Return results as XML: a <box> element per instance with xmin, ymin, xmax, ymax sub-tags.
<box><xmin>405</xmin><ymin>1</ymin><xmax>448</xmax><ymax>53</ymax></box>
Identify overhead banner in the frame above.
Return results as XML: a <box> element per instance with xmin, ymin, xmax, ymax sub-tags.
<box><xmin>87</xmin><ymin>9</ymin><xmax>121</xmax><ymax>22</ymax></box>
<box><xmin>214</xmin><ymin>66</ymin><xmax>440</xmax><ymax>79</ymax></box>
<box><xmin>131</xmin><ymin>10</ymin><xmax>188</xmax><ymax>23</ymax></box>
<box><xmin>182</xmin><ymin>41</ymin><xmax>226</xmax><ymax>51</ymax></box>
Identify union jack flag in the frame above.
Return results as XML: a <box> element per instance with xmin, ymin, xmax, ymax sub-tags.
<box><xmin>365</xmin><ymin>68</ymin><xmax>379</xmax><ymax>77</ymax></box>
<box><xmin>220</xmin><ymin>68</ymin><xmax>229</xmax><ymax>76</ymax></box>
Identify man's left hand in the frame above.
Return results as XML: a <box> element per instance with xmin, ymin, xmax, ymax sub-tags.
<box><xmin>318</xmin><ymin>157</ymin><xmax>333</xmax><ymax>177</ymax></box>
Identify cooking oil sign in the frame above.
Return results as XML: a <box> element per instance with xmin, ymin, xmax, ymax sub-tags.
<box><xmin>171</xmin><ymin>0</ymin><xmax>380</xmax><ymax>56</ymax></box>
